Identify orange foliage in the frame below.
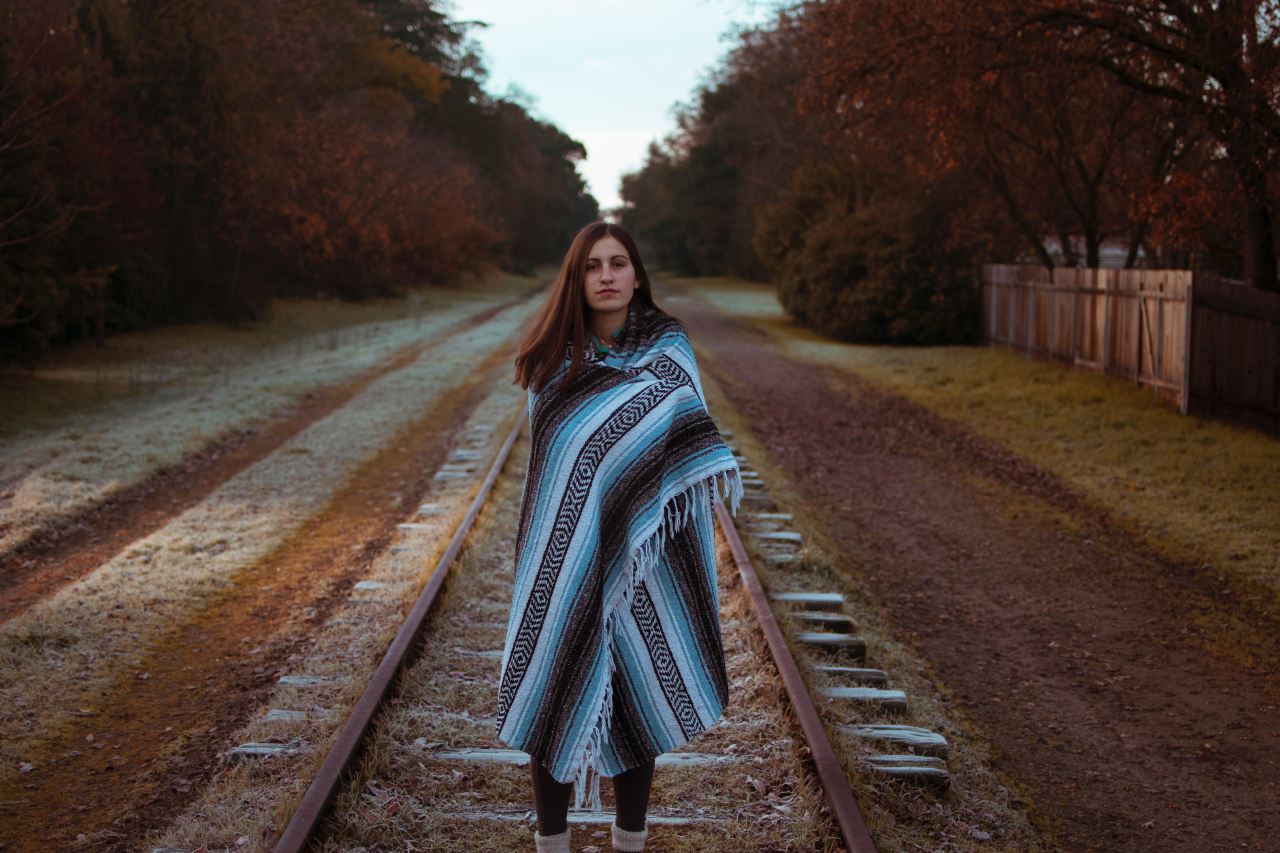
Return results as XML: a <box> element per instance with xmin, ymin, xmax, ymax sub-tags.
<box><xmin>799</xmin><ymin>0</ymin><xmax>1228</xmax><ymax>270</ymax></box>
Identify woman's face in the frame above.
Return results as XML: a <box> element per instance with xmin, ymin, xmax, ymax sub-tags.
<box><xmin>582</xmin><ymin>235</ymin><xmax>638</xmax><ymax>317</ymax></box>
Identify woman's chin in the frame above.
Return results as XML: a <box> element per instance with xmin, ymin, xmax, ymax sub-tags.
<box><xmin>591</xmin><ymin>297</ymin><xmax>630</xmax><ymax>313</ymax></box>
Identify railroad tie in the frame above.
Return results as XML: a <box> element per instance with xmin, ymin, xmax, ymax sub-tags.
<box><xmin>839</xmin><ymin>723</ymin><xmax>949</xmax><ymax>759</ymax></box>
<box><xmin>227</xmin><ymin>741</ymin><xmax>302</xmax><ymax>760</ymax></box>
<box><xmin>439</xmin><ymin>810</ymin><xmax>718</xmax><ymax>826</ymax></box>
<box><xmin>756</xmin><ymin>531</ymin><xmax>801</xmax><ymax>547</ymax></box>
<box><xmin>819</xmin><ymin>685</ymin><xmax>909</xmax><ymax>714</ymax></box>
<box><xmin>263</xmin><ymin>709</ymin><xmax>308</xmax><ymax>722</ymax></box>
<box><xmin>796</xmin><ymin>631</ymin><xmax>867</xmax><ymax>662</ymax></box>
<box><xmin>768</xmin><ymin>591</ymin><xmax>844</xmax><ymax>611</ymax></box>
<box><xmin>406</xmin><ymin>709</ymin><xmax>499</xmax><ymax>729</ymax></box>
<box><xmin>809</xmin><ymin>664</ymin><xmax>888</xmax><ymax>685</ymax></box>
<box><xmin>745</xmin><ymin>514</ymin><xmax>792</xmax><ymax>534</ymax></box>
<box><xmin>424</xmin><ymin>748</ymin><xmax>735</xmax><ymax>768</ymax></box>
<box><xmin>790</xmin><ymin>610</ymin><xmax>856</xmax><ymax>632</ymax></box>
<box><xmin>276</xmin><ymin>674</ymin><xmax>340</xmax><ymax>687</ymax></box>
<box><xmin>861</xmin><ymin>754</ymin><xmax>950</xmax><ymax>788</ymax></box>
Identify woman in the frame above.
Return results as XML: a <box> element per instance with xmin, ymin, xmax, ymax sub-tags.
<box><xmin>496</xmin><ymin>221</ymin><xmax>742</xmax><ymax>852</ymax></box>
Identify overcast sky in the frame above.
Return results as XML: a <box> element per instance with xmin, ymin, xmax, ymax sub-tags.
<box><xmin>449</xmin><ymin>0</ymin><xmax>778</xmax><ymax>211</ymax></box>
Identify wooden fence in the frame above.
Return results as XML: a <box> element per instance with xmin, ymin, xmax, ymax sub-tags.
<box><xmin>1186</xmin><ymin>274</ymin><xmax>1280</xmax><ymax>434</ymax></box>
<box><xmin>981</xmin><ymin>265</ymin><xmax>1280</xmax><ymax>433</ymax></box>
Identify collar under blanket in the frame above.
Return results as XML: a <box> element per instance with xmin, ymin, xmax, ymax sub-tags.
<box><xmin>495</xmin><ymin>304</ymin><xmax>742</xmax><ymax>812</ymax></box>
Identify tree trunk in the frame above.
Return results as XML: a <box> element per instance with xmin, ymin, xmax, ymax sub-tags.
<box><xmin>1228</xmin><ymin>139</ymin><xmax>1279</xmax><ymax>291</ymax></box>
<box><xmin>1055</xmin><ymin>225</ymin><xmax>1078</xmax><ymax>267</ymax></box>
<box><xmin>1125</xmin><ymin>221</ymin><xmax>1149</xmax><ymax>269</ymax></box>
<box><xmin>1240</xmin><ymin>190</ymin><xmax>1278</xmax><ymax>291</ymax></box>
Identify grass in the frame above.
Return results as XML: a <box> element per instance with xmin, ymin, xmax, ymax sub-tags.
<box><xmin>146</xmin><ymin>379</ymin><xmax>527</xmax><ymax>853</ymax></box>
<box><xmin>675</xmin><ymin>275</ymin><xmax>1280</xmax><ymax>608</ymax></box>
<box><xmin>0</xmin><ymin>267</ymin><xmax>544</xmax><ymax>561</ymax></box>
<box><xmin>0</xmin><ymin>294</ymin><xmax>540</xmax><ymax>789</ymax></box>
<box><xmin>0</xmin><ymin>266</ymin><xmax>536</xmax><ymax>439</ymax></box>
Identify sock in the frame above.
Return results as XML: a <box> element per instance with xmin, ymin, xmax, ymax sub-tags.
<box><xmin>534</xmin><ymin>828</ymin><xmax>570</xmax><ymax>853</ymax></box>
<box><xmin>611</xmin><ymin>821</ymin><xmax>648</xmax><ymax>852</ymax></box>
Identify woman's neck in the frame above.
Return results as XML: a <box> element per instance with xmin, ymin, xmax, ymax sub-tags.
<box><xmin>590</xmin><ymin>305</ymin><xmax>629</xmax><ymax>342</ymax></box>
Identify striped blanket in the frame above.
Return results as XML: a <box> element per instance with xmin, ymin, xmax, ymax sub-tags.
<box><xmin>496</xmin><ymin>304</ymin><xmax>742</xmax><ymax>811</ymax></box>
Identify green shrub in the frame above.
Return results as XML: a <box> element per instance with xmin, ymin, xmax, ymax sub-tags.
<box><xmin>756</xmin><ymin>167</ymin><xmax>981</xmax><ymax>345</ymax></box>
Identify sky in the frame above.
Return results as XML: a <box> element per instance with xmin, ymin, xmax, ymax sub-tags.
<box><xmin>449</xmin><ymin>0</ymin><xmax>779</xmax><ymax>211</ymax></box>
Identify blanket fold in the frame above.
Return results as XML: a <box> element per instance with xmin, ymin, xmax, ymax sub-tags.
<box><xmin>496</xmin><ymin>304</ymin><xmax>741</xmax><ymax>811</ymax></box>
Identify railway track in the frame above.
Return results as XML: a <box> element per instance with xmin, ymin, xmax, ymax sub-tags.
<box><xmin>0</xmin><ymin>296</ymin><xmax>542</xmax><ymax>852</ymax></box>
<box><xmin>137</xmin><ymin>392</ymin><xmax>958</xmax><ymax>851</ymax></box>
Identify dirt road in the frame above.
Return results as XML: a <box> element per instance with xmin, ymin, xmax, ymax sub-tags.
<box><xmin>674</xmin><ymin>286</ymin><xmax>1280</xmax><ymax>852</ymax></box>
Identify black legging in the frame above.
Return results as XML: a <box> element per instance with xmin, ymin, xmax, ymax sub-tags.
<box><xmin>531</xmin><ymin>757</ymin><xmax>656</xmax><ymax>835</ymax></box>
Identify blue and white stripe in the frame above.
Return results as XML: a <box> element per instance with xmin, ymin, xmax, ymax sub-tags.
<box><xmin>496</xmin><ymin>306</ymin><xmax>741</xmax><ymax>811</ymax></box>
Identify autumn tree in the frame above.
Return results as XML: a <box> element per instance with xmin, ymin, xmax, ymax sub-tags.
<box><xmin>801</xmin><ymin>0</ymin><xmax>1200</xmax><ymax>271</ymax></box>
<box><xmin>622</xmin><ymin>13</ymin><xmax>823</xmax><ymax>278</ymax></box>
<box><xmin>1027</xmin><ymin>0</ymin><xmax>1280</xmax><ymax>289</ymax></box>
<box><xmin>0</xmin><ymin>0</ymin><xmax>596</xmax><ymax>360</ymax></box>
<box><xmin>0</xmin><ymin>0</ymin><xmax>161</xmax><ymax>358</ymax></box>
<box><xmin>620</xmin><ymin>7</ymin><xmax>995</xmax><ymax>342</ymax></box>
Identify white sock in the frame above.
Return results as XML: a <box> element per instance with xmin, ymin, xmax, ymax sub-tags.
<box><xmin>534</xmin><ymin>828</ymin><xmax>569</xmax><ymax>853</ymax></box>
<box><xmin>611</xmin><ymin>821</ymin><xmax>648</xmax><ymax>852</ymax></box>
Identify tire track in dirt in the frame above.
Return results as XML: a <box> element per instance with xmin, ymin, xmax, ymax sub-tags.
<box><xmin>0</xmin><ymin>342</ymin><xmax>521</xmax><ymax>853</ymax></box>
<box><xmin>675</xmin><ymin>289</ymin><xmax>1280</xmax><ymax>852</ymax></box>
<box><xmin>0</xmin><ymin>288</ymin><xmax>539</xmax><ymax>624</ymax></box>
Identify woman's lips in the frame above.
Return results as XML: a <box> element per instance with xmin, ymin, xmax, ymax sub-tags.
<box><xmin>598</xmin><ymin>289</ymin><xmax>619</xmax><ymax>295</ymax></box>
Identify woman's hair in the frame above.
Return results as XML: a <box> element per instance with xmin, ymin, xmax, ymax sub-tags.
<box><xmin>514</xmin><ymin>221</ymin><xmax>664</xmax><ymax>392</ymax></box>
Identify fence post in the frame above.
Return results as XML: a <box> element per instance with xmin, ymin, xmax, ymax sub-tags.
<box><xmin>1135</xmin><ymin>287</ymin><xmax>1144</xmax><ymax>386</ymax></box>
<box><xmin>1027</xmin><ymin>273</ymin><xmax>1036</xmax><ymax>355</ymax></box>
<box><xmin>1101</xmin><ymin>270</ymin><xmax>1112</xmax><ymax>373</ymax></box>
<box><xmin>1156</xmin><ymin>280</ymin><xmax>1165</xmax><ymax>386</ymax></box>
<box><xmin>1181</xmin><ymin>276</ymin><xmax>1194</xmax><ymax>414</ymax></box>
<box><xmin>1051</xmin><ymin>272</ymin><xmax>1060</xmax><ymax>359</ymax></box>
<box><xmin>1072</xmin><ymin>271</ymin><xmax>1082</xmax><ymax>364</ymax></box>
<box><xmin>1007</xmin><ymin>273</ymin><xmax>1016</xmax><ymax>348</ymax></box>
<box><xmin>986</xmin><ymin>268</ymin><xmax>996</xmax><ymax>344</ymax></box>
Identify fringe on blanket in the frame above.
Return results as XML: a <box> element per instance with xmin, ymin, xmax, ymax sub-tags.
<box><xmin>570</xmin><ymin>464</ymin><xmax>744</xmax><ymax>813</ymax></box>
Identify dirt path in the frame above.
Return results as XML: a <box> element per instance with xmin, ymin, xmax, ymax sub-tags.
<box><xmin>0</xmin><ymin>292</ymin><xmax>534</xmax><ymax>624</ymax></box>
<box><xmin>675</xmin><ymin>289</ymin><xmax>1280</xmax><ymax>852</ymax></box>
<box><xmin>0</xmin><ymin>344</ymin><xmax>516</xmax><ymax>853</ymax></box>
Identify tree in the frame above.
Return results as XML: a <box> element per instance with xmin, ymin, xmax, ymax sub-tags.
<box><xmin>1</xmin><ymin>0</ymin><xmax>598</xmax><ymax>360</ymax></box>
<box><xmin>1028</xmin><ymin>1</ymin><xmax>1280</xmax><ymax>289</ymax></box>
<box><xmin>801</xmin><ymin>0</ymin><xmax>1198</xmax><ymax>271</ymax></box>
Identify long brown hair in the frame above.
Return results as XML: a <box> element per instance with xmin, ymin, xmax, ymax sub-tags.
<box><xmin>514</xmin><ymin>221</ymin><xmax>662</xmax><ymax>392</ymax></box>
